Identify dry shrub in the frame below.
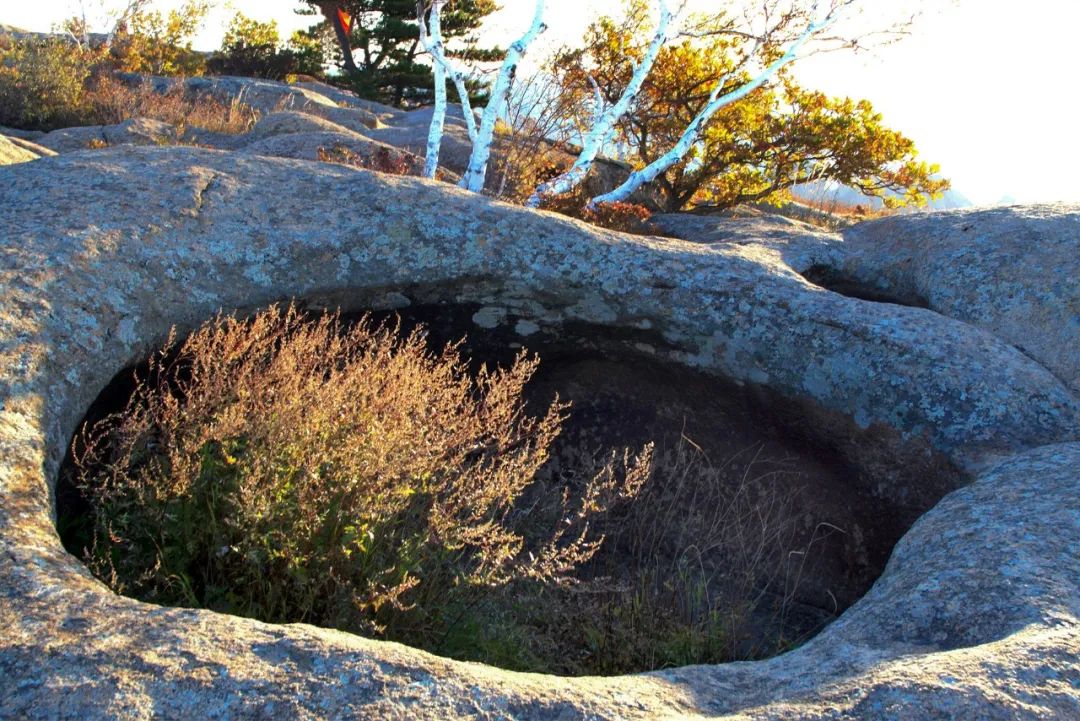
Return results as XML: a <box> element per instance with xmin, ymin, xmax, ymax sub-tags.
<box><xmin>317</xmin><ymin>144</ymin><xmax>438</xmax><ymax>179</ymax></box>
<box><xmin>0</xmin><ymin>37</ymin><xmax>93</xmax><ymax>130</ymax></box>
<box><xmin>85</xmin><ymin>75</ymin><xmax>258</xmax><ymax>136</ymax></box>
<box><xmin>0</xmin><ymin>33</ymin><xmax>256</xmax><ymax>134</ymax></box>
<box><xmin>540</xmin><ymin>188</ymin><xmax>655</xmax><ymax>235</ymax></box>
<box><xmin>70</xmin><ymin>306</ymin><xmax>649</xmax><ymax>644</ymax></box>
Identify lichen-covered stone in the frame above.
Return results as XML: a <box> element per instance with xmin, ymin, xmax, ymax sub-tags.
<box><xmin>0</xmin><ymin>147</ymin><xmax>1077</xmax><ymax>720</ymax></box>
<box><xmin>36</xmin><ymin>117</ymin><xmax>179</xmax><ymax>153</ymax></box>
<box><xmin>838</xmin><ymin>205</ymin><xmax>1080</xmax><ymax>395</ymax></box>
<box><xmin>0</xmin><ymin>134</ymin><xmax>44</xmax><ymax>165</ymax></box>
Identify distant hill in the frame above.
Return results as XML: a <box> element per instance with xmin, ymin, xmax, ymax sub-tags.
<box><xmin>792</xmin><ymin>179</ymin><xmax>973</xmax><ymax>211</ymax></box>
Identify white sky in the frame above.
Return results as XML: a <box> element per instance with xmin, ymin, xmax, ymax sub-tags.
<box><xmin>3</xmin><ymin>0</ymin><xmax>1078</xmax><ymax>205</ymax></box>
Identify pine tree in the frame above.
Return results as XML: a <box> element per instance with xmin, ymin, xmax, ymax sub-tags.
<box><xmin>300</xmin><ymin>0</ymin><xmax>499</xmax><ymax>106</ymax></box>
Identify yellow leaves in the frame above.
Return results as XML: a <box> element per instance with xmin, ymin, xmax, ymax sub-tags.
<box><xmin>568</xmin><ymin>0</ymin><xmax>948</xmax><ymax>212</ymax></box>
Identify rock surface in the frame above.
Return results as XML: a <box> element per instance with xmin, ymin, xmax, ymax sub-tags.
<box><xmin>652</xmin><ymin>212</ymin><xmax>847</xmax><ymax>271</ymax></box>
<box><xmin>0</xmin><ymin>147</ymin><xmax>1077</xmax><ymax>719</ymax></box>
<box><xmin>36</xmin><ymin>117</ymin><xmax>179</xmax><ymax>152</ymax></box>
<box><xmin>0</xmin><ymin>134</ymin><xmax>47</xmax><ymax>165</ymax></box>
<box><xmin>240</xmin><ymin>130</ymin><xmax>423</xmax><ymax>170</ymax></box>
<box><xmin>245</xmin><ymin>110</ymin><xmax>368</xmax><ymax>141</ymax></box>
<box><xmin>837</xmin><ymin>206</ymin><xmax>1080</xmax><ymax>395</ymax></box>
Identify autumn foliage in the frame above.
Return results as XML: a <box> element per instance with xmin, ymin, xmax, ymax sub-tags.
<box><xmin>69</xmin><ymin>306</ymin><xmax>650</xmax><ymax>644</ymax></box>
<box><xmin>550</xmin><ymin>0</ymin><xmax>949</xmax><ymax>212</ymax></box>
<box><xmin>539</xmin><ymin>188</ymin><xmax>655</xmax><ymax>234</ymax></box>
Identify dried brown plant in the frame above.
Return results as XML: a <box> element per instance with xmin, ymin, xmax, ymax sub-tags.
<box><xmin>71</xmin><ymin>305</ymin><xmax>649</xmax><ymax>643</ymax></box>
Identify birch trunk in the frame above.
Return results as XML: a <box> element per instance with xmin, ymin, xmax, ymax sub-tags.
<box><xmin>459</xmin><ymin>0</ymin><xmax>547</xmax><ymax>193</ymax></box>
<box><xmin>421</xmin><ymin>1</ymin><xmax>448</xmax><ymax>178</ymax></box>
<box><xmin>418</xmin><ymin>1</ymin><xmax>478</xmax><ymax>144</ymax></box>
<box><xmin>591</xmin><ymin>2</ymin><xmax>843</xmax><ymax>207</ymax></box>
<box><xmin>525</xmin><ymin>0</ymin><xmax>681</xmax><ymax>208</ymax></box>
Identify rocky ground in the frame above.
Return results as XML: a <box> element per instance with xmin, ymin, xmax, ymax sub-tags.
<box><xmin>0</xmin><ymin>76</ymin><xmax>1078</xmax><ymax>720</ymax></box>
<box><xmin>0</xmin><ymin>75</ymin><xmax>645</xmax><ymax>202</ymax></box>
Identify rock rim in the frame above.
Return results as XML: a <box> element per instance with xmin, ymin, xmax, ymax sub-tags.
<box><xmin>838</xmin><ymin>206</ymin><xmax>1080</xmax><ymax>395</ymax></box>
<box><xmin>0</xmin><ymin>147</ymin><xmax>1077</xmax><ymax>719</ymax></box>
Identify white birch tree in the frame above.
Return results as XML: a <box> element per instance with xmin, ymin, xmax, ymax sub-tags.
<box><xmin>417</xmin><ymin>0</ymin><xmax>911</xmax><ymax>210</ymax></box>
<box><xmin>417</xmin><ymin>0</ymin><xmax>479</xmax><ymax>152</ymax></box>
<box><xmin>418</xmin><ymin>0</ymin><xmax>448</xmax><ymax>178</ymax></box>
<box><xmin>459</xmin><ymin>0</ymin><xmax>547</xmax><ymax>192</ymax></box>
<box><xmin>524</xmin><ymin>0</ymin><xmax>684</xmax><ymax>208</ymax></box>
<box><xmin>590</xmin><ymin>0</ymin><xmax>854</xmax><ymax>206</ymax></box>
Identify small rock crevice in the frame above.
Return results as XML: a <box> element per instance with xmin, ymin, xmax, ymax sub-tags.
<box><xmin>800</xmin><ymin>264</ymin><xmax>930</xmax><ymax>309</ymax></box>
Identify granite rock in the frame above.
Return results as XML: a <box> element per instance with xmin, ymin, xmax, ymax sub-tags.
<box><xmin>0</xmin><ymin>147</ymin><xmax>1077</xmax><ymax>720</ymax></box>
<box><xmin>837</xmin><ymin>205</ymin><xmax>1080</xmax><ymax>394</ymax></box>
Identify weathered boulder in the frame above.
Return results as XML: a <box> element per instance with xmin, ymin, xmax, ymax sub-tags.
<box><xmin>291</xmin><ymin>80</ymin><xmax>401</xmax><ymax>118</ymax></box>
<box><xmin>245</xmin><ymin>111</ymin><xmax>371</xmax><ymax>142</ymax></box>
<box><xmin>155</xmin><ymin>75</ymin><xmax>385</xmax><ymax>131</ymax></box>
<box><xmin>655</xmin><ymin>206</ymin><xmax>1080</xmax><ymax>398</ymax></box>
<box><xmin>0</xmin><ymin>147</ymin><xmax>1077</xmax><ymax>719</ymax></box>
<box><xmin>306</xmin><ymin>105</ymin><xmax>390</xmax><ymax>132</ymax></box>
<box><xmin>0</xmin><ymin>134</ymin><xmax>50</xmax><ymax>165</ymax></box>
<box><xmin>240</xmin><ymin>130</ymin><xmax>424</xmax><ymax>171</ymax></box>
<box><xmin>36</xmin><ymin>117</ymin><xmax>179</xmax><ymax>153</ymax></box>
<box><xmin>835</xmin><ymin>205</ymin><xmax>1080</xmax><ymax>395</ymax></box>
<box><xmin>132</xmin><ymin>74</ymin><xmax>340</xmax><ymax>115</ymax></box>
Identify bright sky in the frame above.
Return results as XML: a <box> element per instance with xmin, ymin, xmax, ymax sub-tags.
<box><xmin>3</xmin><ymin>0</ymin><xmax>1078</xmax><ymax>205</ymax></box>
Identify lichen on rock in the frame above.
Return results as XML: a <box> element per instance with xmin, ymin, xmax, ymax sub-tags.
<box><xmin>0</xmin><ymin>146</ymin><xmax>1077</xmax><ymax>719</ymax></box>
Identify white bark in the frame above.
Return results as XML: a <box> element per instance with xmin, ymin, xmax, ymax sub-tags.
<box><xmin>460</xmin><ymin>0</ymin><xmax>547</xmax><ymax>193</ymax></box>
<box><xmin>105</xmin><ymin>0</ymin><xmax>149</xmax><ymax>49</ymax></box>
<box><xmin>525</xmin><ymin>0</ymin><xmax>682</xmax><ymax>208</ymax></box>
<box><xmin>418</xmin><ymin>0</ymin><xmax>479</xmax><ymax>145</ymax></box>
<box><xmin>420</xmin><ymin>1</ymin><xmax>448</xmax><ymax>178</ymax></box>
<box><xmin>450</xmin><ymin>75</ymin><xmax>479</xmax><ymax>144</ymax></box>
<box><xmin>591</xmin><ymin>1</ymin><xmax>844</xmax><ymax>207</ymax></box>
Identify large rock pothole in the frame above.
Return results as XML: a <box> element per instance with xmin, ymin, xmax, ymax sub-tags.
<box><xmin>2</xmin><ymin>147</ymin><xmax>1078</xmax><ymax>719</ymax></box>
<box><xmin>57</xmin><ymin>300</ymin><xmax>957</xmax><ymax>673</ymax></box>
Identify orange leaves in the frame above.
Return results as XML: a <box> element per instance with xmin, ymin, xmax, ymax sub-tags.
<box><xmin>549</xmin><ymin>1</ymin><xmax>949</xmax><ymax>212</ymax></box>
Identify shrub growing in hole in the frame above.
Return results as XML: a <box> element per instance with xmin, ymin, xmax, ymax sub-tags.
<box><xmin>69</xmin><ymin>306</ymin><xmax>650</xmax><ymax>645</ymax></box>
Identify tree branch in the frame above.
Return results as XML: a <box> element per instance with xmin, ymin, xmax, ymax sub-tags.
<box><xmin>526</xmin><ymin>0</ymin><xmax>685</xmax><ymax>207</ymax></box>
<box><xmin>460</xmin><ymin>0</ymin><xmax>547</xmax><ymax>193</ymax></box>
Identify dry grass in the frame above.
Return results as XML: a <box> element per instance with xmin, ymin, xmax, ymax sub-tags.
<box><xmin>85</xmin><ymin>75</ymin><xmax>258</xmax><ymax>136</ymax></box>
<box><xmin>0</xmin><ymin>35</ymin><xmax>257</xmax><ymax>135</ymax></box>
<box><xmin>69</xmin><ymin>305</ymin><xmax>649</xmax><ymax>642</ymax></box>
<box><xmin>488</xmin><ymin>439</ymin><xmax>818</xmax><ymax>674</ymax></box>
<box><xmin>797</xmin><ymin>194</ymin><xmax>884</xmax><ymax>218</ymax></box>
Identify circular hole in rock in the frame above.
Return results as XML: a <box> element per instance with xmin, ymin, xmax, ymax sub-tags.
<box><xmin>56</xmin><ymin>299</ymin><xmax>962</xmax><ymax>676</ymax></box>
